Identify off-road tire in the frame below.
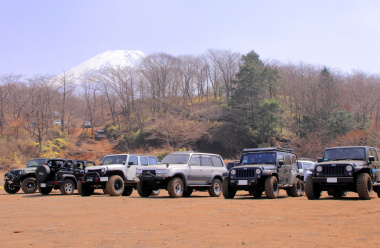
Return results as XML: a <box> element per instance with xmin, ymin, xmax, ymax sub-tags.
<box><xmin>106</xmin><ymin>175</ymin><xmax>124</xmax><ymax>196</ymax></box>
<box><xmin>265</xmin><ymin>176</ymin><xmax>279</xmax><ymax>199</ymax></box>
<box><xmin>38</xmin><ymin>185</ymin><xmax>53</xmax><ymax>195</ymax></box>
<box><xmin>35</xmin><ymin>165</ymin><xmax>50</xmax><ymax>182</ymax></box>
<box><xmin>167</xmin><ymin>177</ymin><xmax>184</xmax><ymax>198</ymax></box>
<box><xmin>357</xmin><ymin>173</ymin><xmax>372</xmax><ymax>200</ymax></box>
<box><xmin>252</xmin><ymin>190</ymin><xmax>263</xmax><ymax>198</ymax></box>
<box><xmin>208</xmin><ymin>178</ymin><xmax>222</xmax><ymax>197</ymax></box>
<box><xmin>222</xmin><ymin>177</ymin><xmax>236</xmax><ymax>199</ymax></box>
<box><xmin>305</xmin><ymin>176</ymin><xmax>321</xmax><ymax>200</ymax></box>
<box><xmin>4</xmin><ymin>182</ymin><xmax>20</xmax><ymax>194</ymax></box>
<box><xmin>122</xmin><ymin>187</ymin><xmax>133</xmax><ymax>196</ymax></box>
<box><xmin>21</xmin><ymin>177</ymin><xmax>37</xmax><ymax>194</ymax></box>
<box><xmin>103</xmin><ymin>188</ymin><xmax>108</xmax><ymax>194</ymax></box>
<box><xmin>137</xmin><ymin>182</ymin><xmax>152</xmax><ymax>197</ymax></box>
<box><xmin>78</xmin><ymin>181</ymin><xmax>94</xmax><ymax>196</ymax></box>
<box><xmin>60</xmin><ymin>179</ymin><xmax>75</xmax><ymax>195</ymax></box>
<box><xmin>377</xmin><ymin>188</ymin><xmax>380</xmax><ymax>198</ymax></box>
<box><xmin>288</xmin><ymin>178</ymin><xmax>303</xmax><ymax>197</ymax></box>
<box><xmin>182</xmin><ymin>187</ymin><xmax>193</xmax><ymax>197</ymax></box>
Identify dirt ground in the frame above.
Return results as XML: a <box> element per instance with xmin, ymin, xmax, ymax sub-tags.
<box><xmin>1</xmin><ymin>173</ymin><xmax>380</xmax><ymax>248</ymax></box>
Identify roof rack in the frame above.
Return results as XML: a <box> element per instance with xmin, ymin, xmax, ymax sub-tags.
<box><xmin>243</xmin><ymin>147</ymin><xmax>293</xmax><ymax>153</ymax></box>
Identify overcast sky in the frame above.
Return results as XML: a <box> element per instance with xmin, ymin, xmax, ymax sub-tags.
<box><xmin>1</xmin><ymin>0</ymin><xmax>379</xmax><ymax>76</ymax></box>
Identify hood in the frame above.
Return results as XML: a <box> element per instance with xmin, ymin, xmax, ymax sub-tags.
<box><xmin>234</xmin><ymin>164</ymin><xmax>277</xmax><ymax>170</ymax></box>
<box><xmin>318</xmin><ymin>160</ymin><xmax>367</xmax><ymax>167</ymax></box>
<box><xmin>86</xmin><ymin>164</ymin><xmax>124</xmax><ymax>171</ymax></box>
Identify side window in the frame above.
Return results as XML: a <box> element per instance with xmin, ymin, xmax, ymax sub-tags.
<box><xmin>77</xmin><ymin>162</ymin><xmax>84</xmax><ymax>169</ymax></box>
<box><xmin>277</xmin><ymin>154</ymin><xmax>284</xmax><ymax>163</ymax></box>
<box><xmin>86</xmin><ymin>162</ymin><xmax>95</xmax><ymax>167</ymax></box>
<box><xmin>370</xmin><ymin>149</ymin><xmax>379</xmax><ymax>161</ymax></box>
<box><xmin>285</xmin><ymin>155</ymin><xmax>291</xmax><ymax>165</ymax></box>
<box><xmin>189</xmin><ymin>155</ymin><xmax>201</xmax><ymax>166</ymax></box>
<box><xmin>290</xmin><ymin>155</ymin><xmax>297</xmax><ymax>165</ymax></box>
<box><xmin>201</xmin><ymin>156</ymin><xmax>212</xmax><ymax>166</ymax></box>
<box><xmin>149</xmin><ymin>157</ymin><xmax>158</xmax><ymax>165</ymax></box>
<box><xmin>140</xmin><ymin>157</ymin><xmax>148</xmax><ymax>166</ymax></box>
<box><xmin>211</xmin><ymin>156</ymin><xmax>223</xmax><ymax>167</ymax></box>
<box><xmin>129</xmin><ymin>156</ymin><xmax>138</xmax><ymax>166</ymax></box>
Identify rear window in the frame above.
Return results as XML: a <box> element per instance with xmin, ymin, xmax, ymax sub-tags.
<box><xmin>211</xmin><ymin>156</ymin><xmax>224</xmax><ymax>167</ymax></box>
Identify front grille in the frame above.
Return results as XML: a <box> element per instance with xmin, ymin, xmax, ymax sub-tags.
<box><xmin>86</xmin><ymin>169</ymin><xmax>102</xmax><ymax>176</ymax></box>
<box><xmin>235</xmin><ymin>168</ymin><xmax>256</xmax><ymax>178</ymax></box>
<box><xmin>142</xmin><ymin>170</ymin><xmax>156</xmax><ymax>176</ymax></box>
<box><xmin>321</xmin><ymin>165</ymin><xmax>346</xmax><ymax>176</ymax></box>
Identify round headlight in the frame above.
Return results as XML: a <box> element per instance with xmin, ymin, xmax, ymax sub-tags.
<box><xmin>230</xmin><ymin>169</ymin><xmax>236</xmax><ymax>175</ymax></box>
<box><xmin>346</xmin><ymin>165</ymin><xmax>353</xmax><ymax>172</ymax></box>
<box><xmin>255</xmin><ymin>168</ymin><xmax>261</xmax><ymax>174</ymax></box>
<box><xmin>316</xmin><ymin>166</ymin><xmax>323</xmax><ymax>172</ymax></box>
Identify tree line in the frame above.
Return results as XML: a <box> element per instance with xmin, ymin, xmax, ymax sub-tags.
<box><xmin>1</xmin><ymin>49</ymin><xmax>380</xmax><ymax>162</ymax></box>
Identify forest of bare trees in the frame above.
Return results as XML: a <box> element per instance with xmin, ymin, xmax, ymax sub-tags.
<box><xmin>1</xmin><ymin>49</ymin><xmax>380</xmax><ymax>166</ymax></box>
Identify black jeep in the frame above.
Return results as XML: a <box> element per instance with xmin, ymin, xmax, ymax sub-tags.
<box><xmin>222</xmin><ymin>147</ymin><xmax>303</xmax><ymax>199</ymax></box>
<box><xmin>35</xmin><ymin>159</ymin><xmax>96</xmax><ymax>195</ymax></box>
<box><xmin>3</xmin><ymin>158</ymin><xmax>54</xmax><ymax>194</ymax></box>
<box><xmin>305</xmin><ymin>146</ymin><xmax>380</xmax><ymax>200</ymax></box>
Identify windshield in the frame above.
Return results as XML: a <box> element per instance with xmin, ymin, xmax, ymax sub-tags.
<box><xmin>26</xmin><ymin>159</ymin><xmax>46</xmax><ymax>168</ymax></box>
<box><xmin>101</xmin><ymin>155</ymin><xmax>128</xmax><ymax>165</ymax></box>
<box><xmin>161</xmin><ymin>154</ymin><xmax>190</xmax><ymax>164</ymax></box>
<box><xmin>241</xmin><ymin>152</ymin><xmax>276</xmax><ymax>165</ymax></box>
<box><xmin>323</xmin><ymin>148</ymin><xmax>365</xmax><ymax>161</ymax></box>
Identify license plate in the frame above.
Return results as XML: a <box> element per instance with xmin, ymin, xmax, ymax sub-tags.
<box><xmin>327</xmin><ymin>178</ymin><xmax>337</xmax><ymax>183</ymax></box>
<box><xmin>100</xmin><ymin>177</ymin><xmax>108</xmax><ymax>182</ymax></box>
<box><xmin>40</xmin><ymin>183</ymin><xmax>46</xmax><ymax>187</ymax></box>
<box><xmin>86</xmin><ymin>178</ymin><xmax>93</xmax><ymax>182</ymax></box>
<box><xmin>238</xmin><ymin>180</ymin><xmax>248</xmax><ymax>185</ymax></box>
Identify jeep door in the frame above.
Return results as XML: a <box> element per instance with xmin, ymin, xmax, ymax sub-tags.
<box><xmin>187</xmin><ymin>155</ymin><xmax>204</xmax><ymax>184</ymax></box>
<box><xmin>126</xmin><ymin>155</ymin><xmax>139</xmax><ymax>180</ymax></box>
<box><xmin>277</xmin><ymin>153</ymin><xmax>287</xmax><ymax>185</ymax></box>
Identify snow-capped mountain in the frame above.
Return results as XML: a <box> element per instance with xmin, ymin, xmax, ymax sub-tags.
<box><xmin>65</xmin><ymin>50</ymin><xmax>146</xmax><ymax>78</ymax></box>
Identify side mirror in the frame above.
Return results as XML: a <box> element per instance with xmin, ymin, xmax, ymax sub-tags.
<box><xmin>317</xmin><ymin>157</ymin><xmax>323</xmax><ymax>163</ymax></box>
<box><xmin>369</xmin><ymin>156</ymin><xmax>375</xmax><ymax>162</ymax></box>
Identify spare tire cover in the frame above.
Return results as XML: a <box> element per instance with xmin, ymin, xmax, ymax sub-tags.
<box><xmin>35</xmin><ymin>165</ymin><xmax>50</xmax><ymax>182</ymax></box>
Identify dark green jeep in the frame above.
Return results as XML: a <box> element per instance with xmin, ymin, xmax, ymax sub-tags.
<box><xmin>305</xmin><ymin>146</ymin><xmax>380</xmax><ymax>200</ymax></box>
<box><xmin>3</xmin><ymin>158</ymin><xmax>52</xmax><ymax>194</ymax></box>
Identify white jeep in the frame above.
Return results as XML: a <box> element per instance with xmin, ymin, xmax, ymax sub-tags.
<box><xmin>135</xmin><ymin>151</ymin><xmax>227</xmax><ymax>198</ymax></box>
<box><xmin>78</xmin><ymin>154</ymin><xmax>159</xmax><ymax>196</ymax></box>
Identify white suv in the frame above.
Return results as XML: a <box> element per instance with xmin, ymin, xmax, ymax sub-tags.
<box><xmin>78</xmin><ymin>154</ymin><xmax>158</xmax><ymax>196</ymax></box>
<box><xmin>135</xmin><ymin>151</ymin><xmax>227</xmax><ymax>198</ymax></box>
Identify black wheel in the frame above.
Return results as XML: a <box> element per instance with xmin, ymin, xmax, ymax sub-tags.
<box><xmin>183</xmin><ymin>187</ymin><xmax>193</xmax><ymax>197</ymax></box>
<box><xmin>252</xmin><ymin>190</ymin><xmax>263</xmax><ymax>198</ymax></box>
<box><xmin>288</xmin><ymin>178</ymin><xmax>303</xmax><ymax>197</ymax></box>
<box><xmin>38</xmin><ymin>185</ymin><xmax>53</xmax><ymax>195</ymax></box>
<box><xmin>167</xmin><ymin>177</ymin><xmax>183</xmax><ymax>198</ymax></box>
<box><xmin>60</xmin><ymin>179</ymin><xmax>75</xmax><ymax>195</ymax></box>
<box><xmin>208</xmin><ymin>178</ymin><xmax>222</xmax><ymax>197</ymax></box>
<box><xmin>377</xmin><ymin>188</ymin><xmax>380</xmax><ymax>198</ymax></box>
<box><xmin>122</xmin><ymin>187</ymin><xmax>133</xmax><ymax>196</ymax></box>
<box><xmin>4</xmin><ymin>182</ymin><xmax>20</xmax><ymax>194</ymax></box>
<box><xmin>222</xmin><ymin>177</ymin><xmax>236</xmax><ymax>199</ymax></box>
<box><xmin>265</xmin><ymin>176</ymin><xmax>279</xmax><ymax>199</ymax></box>
<box><xmin>106</xmin><ymin>175</ymin><xmax>124</xmax><ymax>196</ymax></box>
<box><xmin>305</xmin><ymin>176</ymin><xmax>321</xmax><ymax>200</ymax></box>
<box><xmin>137</xmin><ymin>182</ymin><xmax>152</xmax><ymax>197</ymax></box>
<box><xmin>35</xmin><ymin>165</ymin><xmax>50</xmax><ymax>182</ymax></box>
<box><xmin>78</xmin><ymin>181</ymin><xmax>94</xmax><ymax>196</ymax></box>
<box><xmin>357</xmin><ymin>173</ymin><xmax>372</xmax><ymax>200</ymax></box>
<box><xmin>21</xmin><ymin>177</ymin><xmax>37</xmax><ymax>194</ymax></box>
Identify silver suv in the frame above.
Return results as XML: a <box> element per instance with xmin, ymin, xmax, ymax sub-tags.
<box><xmin>135</xmin><ymin>151</ymin><xmax>227</xmax><ymax>198</ymax></box>
<box><xmin>78</xmin><ymin>154</ymin><xmax>158</xmax><ymax>196</ymax></box>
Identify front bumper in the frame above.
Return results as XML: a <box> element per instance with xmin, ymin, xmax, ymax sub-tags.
<box><xmin>39</xmin><ymin>180</ymin><xmax>63</xmax><ymax>188</ymax></box>
<box><xmin>312</xmin><ymin>177</ymin><xmax>354</xmax><ymax>184</ymax></box>
<box><xmin>229</xmin><ymin>178</ymin><xmax>260</xmax><ymax>188</ymax></box>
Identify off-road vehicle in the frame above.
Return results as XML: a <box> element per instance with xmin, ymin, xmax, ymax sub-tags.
<box><xmin>3</xmin><ymin>158</ymin><xmax>54</xmax><ymax>194</ymax></box>
<box><xmin>36</xmin><ymin>159</ymin><xmax>95</xmax><ymax>195</ymax></box>
<box><xmin>95</xmin><ymin>130</ymin><xmax>106</xmax><ymax>140</ymax></box>
<box><xmin>305</xmin><ymin>146</ymin><xmax>380</xmax><ymax>200</ymax></box>
<box><xmin>78</xmin><ymin>154</ymin><xmax>159</xmax><ymax>196</ymax></box>
<box><xmin>135</xmin><ymin>151</ymin><xmax>227</xmax><ymax>198</ymax></box>
<box><xmin>222</xmin><ymin>147</ymin><xmax>303</xmax><ymax>199</ymax></box>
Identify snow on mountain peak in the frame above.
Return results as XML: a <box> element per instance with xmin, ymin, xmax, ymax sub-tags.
<box><xmin>66</xmin><ymin>50</ymin><xmax>146</xmax><ymax>77</ymax></box>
